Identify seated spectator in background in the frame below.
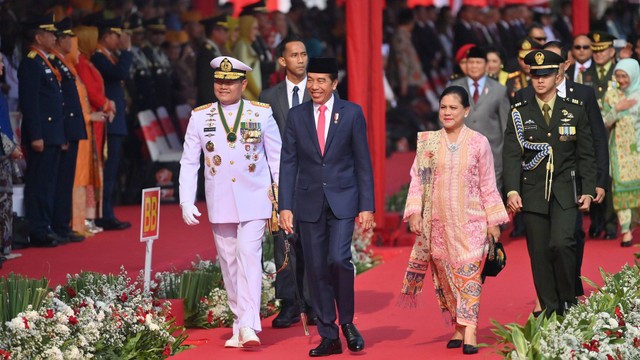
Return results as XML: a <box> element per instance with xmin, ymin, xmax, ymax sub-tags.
<box><xmin>386</xmin><ymin>96</ymin><xmax>433</xmax><ymax>155</ymax></box>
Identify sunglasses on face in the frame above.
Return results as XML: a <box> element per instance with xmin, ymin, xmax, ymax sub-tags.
<box><xmin>573</xmin><ymin>45</ymin><xmax>590</xmax><ymax>50</ymax></box>
<box><xmin>534</xmin><ymin>37</ymin><xmax>547</xmax><ymax>42</ymax></box>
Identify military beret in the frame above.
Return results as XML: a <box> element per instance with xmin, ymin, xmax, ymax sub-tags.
<box><xmin>455</xmin><ymin>44</ymin><xmax>475</xmax><ymax>63</ymax></box>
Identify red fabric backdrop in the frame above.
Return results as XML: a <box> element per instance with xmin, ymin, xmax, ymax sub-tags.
<box><xmin>345</xmin><ymin>0</ymin><xmax>386</xmax><ymax>232</ymax></box>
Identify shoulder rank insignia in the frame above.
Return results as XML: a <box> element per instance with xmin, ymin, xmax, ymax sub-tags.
<box><xmin>507</xmin><ymin>71</ymin><xmax>521</xmax><ymax>80</ymax></box>
<box><xmin>563</xmin><ymin>97</ymin><xmax>583</xmax><ymax>106</ymax></box>
<box><xmin>194</xmin><ymin>103</ymin><xmax>213</xmax><ymax>112</ymax></box>
<box><xmin>510</xmin><ymin>100</ymin><xmax>527</xmax><ymax>109</ymax></box>
<box><xmin>27</xmin><ymin>51</ymin><xmax>37</xmax><ymax>59</ymax></box>
<box><xmin>204</xmin><ymin>43</ymin><xmax>212</xmax><ymax>50</ymax></box>
<box><xmin>250</xmin><ymin>100</ymin><xmax>271</xmax><ymax>108</ymax></box>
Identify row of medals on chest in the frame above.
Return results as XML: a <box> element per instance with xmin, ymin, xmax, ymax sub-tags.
<box><xmin>204</xmin><ymin>105</ymin><xmax>262</xmax><ymax>176</ymax></box>
<box><xmin>523</xmin><ymin>108</ymin><xmax>577</xmax><ymax>142</ymax></box>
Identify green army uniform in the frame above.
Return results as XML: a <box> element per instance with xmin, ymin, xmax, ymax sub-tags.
<box><xmin>195</xmin><ymin>15</ymin><xmax>230</xmax><ymax>107</ymax></box>
<box><xmin>503</xmin><ymin>50</ymin><xmax>597</xmax><ymax>315</ymax></box>
<box><xmin>583</xmin><ymin>31</ymin><xmax>617</xmax><ymax>102</ymax></box>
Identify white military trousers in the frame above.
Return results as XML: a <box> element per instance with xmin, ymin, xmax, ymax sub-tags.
<box><xmin>212</xmin><ymin>219</ymin><xmax>266</xmax><ymax>334</ymax></box>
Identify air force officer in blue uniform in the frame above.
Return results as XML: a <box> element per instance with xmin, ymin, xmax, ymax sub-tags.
<box><xmin>278</xmin><ymin>57</ymin><xmax>374</xmax><ymax>357</ymax></box>
<box><xmin>19</xmin><ymin>16</ymin><xmax>67</xmax><ymax>247</ymax></box>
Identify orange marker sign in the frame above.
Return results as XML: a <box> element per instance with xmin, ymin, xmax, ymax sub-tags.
<box><xmin>140</xmin><ymin>187</ymin><xmax>160</xmax><ymax>241</ymax></box>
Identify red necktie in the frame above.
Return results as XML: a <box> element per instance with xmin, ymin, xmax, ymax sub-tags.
<box><xmin>317</xmin><ymin>105</ymin><xmax>327</xmax><ymax>155</ymax></box>
<box><xmin>473</xmin><ymin>82</ymin><xmax>479</xmax><ymax>103</ymax></box>
<box><xmin>579</xmin><ymin>66</ymin><xmax>585</xmax><ymax>73</ymax></box>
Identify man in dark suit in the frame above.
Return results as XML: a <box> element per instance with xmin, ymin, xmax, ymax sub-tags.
<box><xmin>583</xmin><ymin>31</ymin><xmax>618</xmax><ymax>239</ymax></box>
<box><xmin>504</xmin><ymin>49</ymin><xmax>596</xmax><ymax>315</ymax></box>
<box><xmin>195</xmin><ymin>15</ymin><xmax>229</xmax><ymax>107</ymax></box>
<box><xmin>18</xmin><ymin>15</ymin><xmax>67</xmax><ymax>247</ymax></box>
<box><xmin>91</xmin><ymin>17</ymin><xmax>133</xmax><ymax>230</ymax></box>
<box><xmin>259</xmin><ymin>36</ymin><xmax>313</xmax><ymax>329</ymax></box>
<box><xmin>513</xmin><ymin>41</ymin><xmax>609</xmax><ymax>298</ymax></box>
<box><xmin>566</xmin><ymin>34</ymin><xmax>593</xmax><ymax>85</ymax></box>
<box><xmin>278</xmin><ymin>58</ymin><xmax>374</xmax><ymax>357</ymax></box>
<box><xmin>50</xmin><ymin>18</ymin><xmax>87</xmax><ymax>243</ymax></box>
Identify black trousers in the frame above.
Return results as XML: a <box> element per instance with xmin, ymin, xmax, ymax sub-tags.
<box><xmin>523</xmin><ymin>197</ymin><xmax>578</xmax><ymax>314</ymax></box>
<box><xmin>102</xmin><ymin>135</ymin><xmax>124</xmax><ymax>220</ymax></box>
<box><xmin>25</xmin><ymin>145</ymin><xmax>61</xmax><ymax>238</ymax></box>
<box><xmin>298</xmin><ymin>197</ymin><xmax>355</xmax><ymax>340</ymax></box>
<box><xmin>52</xmin><ymin>141</ymin><xmax>78</xmax><ymax>236</ymax></box>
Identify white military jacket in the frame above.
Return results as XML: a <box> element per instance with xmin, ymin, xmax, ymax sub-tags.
<box><xmin>179</xmin><ymin>99</ymin><xmax>282</xmax><ymax>223</ymax></box>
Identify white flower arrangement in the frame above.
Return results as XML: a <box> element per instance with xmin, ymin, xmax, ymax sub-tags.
<box><xmin>492</xmin><ymin>261</ymin><xmax>640</xmax><ymax>359</ymax></box>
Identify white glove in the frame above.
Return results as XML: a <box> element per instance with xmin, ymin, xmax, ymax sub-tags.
<box><xmin>181</xmin><ymin>204</ymin><xmax>201</xmax><ymax>225</ymax></box>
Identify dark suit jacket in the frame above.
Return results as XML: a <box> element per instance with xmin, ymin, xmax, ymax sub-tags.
<box><xmin>91</xmin><ymin>49</ymin><xmax>133</xmax><ymax>136</ymax></box>
<box><xmin>259</xmin><ymin>80</ymin><xmax>311</xmax><ymax>136</ymax></box>
<box><xmin>279</xmin><ymin>97</ymin><xmax>375</xmax><ymax>222</ymax></box>
<box><xmin>503</xmin><ymin>95</ymin><xmax>596</xmax><ymax>215</ymax></box>
<box><xmin>52</xmin><ymin>55</ymin><xmax>87</xmax><ymax>142</ymax></box>
<box><xmin>18</xmin><ymin>52</ymin><xmax>65</xmax><ymax>145</ymax></box>
<box><xmin>195</xmin><ymin>41</ymin><xmax>222</xmax><ymax>107</ymax></box>
<box><xmin>513</xmin><ymin>79</ymin><xmax>609</xmax><ymax>190</ymax></box>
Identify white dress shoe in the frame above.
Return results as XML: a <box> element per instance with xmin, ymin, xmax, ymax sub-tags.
<box><xmin>224</xmin><ymin>333</ymin><xmax>242</xmax><ymax>348</ymax></box>
<box><xmin>239</xmin><ymin>327</ymin><xmax>260</xmax><ymax>347</ymax></box>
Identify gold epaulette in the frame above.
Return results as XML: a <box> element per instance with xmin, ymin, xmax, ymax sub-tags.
<box><xmin>450</xmin><ymin>73</ymin><xmax>461</xmax><ymax>81</ymax></box>
<box><xmin>250</xmin><ymin>100</ymin><xmax>271</xmax><ymax>108</ymax></box>
<box><xmin>510</xmin><ymin>100</ymin><xmax>528</xmax><ymax>109</ymax></box>
<box><xmin>507</xmin><ymin>71</ymin><xmax>521</xmax><ymax>80</ymax></box>
<box><xmin>563</xmin><ymin>97</ymin><xmax>583</xmax><ymax>106</ymax></box>
<box><xmin>487</xmin><ymin>72</ymin><xmax>498</xmax><ymax>80</ymax></box>
<box><xmin>27</xmin><ymin>51</ymin><xmax>37</xmax><ymax>59</ymax></box>
<box><xmin>194</xmin><ymin>103</ymin><xmax>213</xmax><ymax>112</ymax></box>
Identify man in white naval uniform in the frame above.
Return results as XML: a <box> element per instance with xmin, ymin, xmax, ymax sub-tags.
<box><xmin>179</xmin><ymin>56</ymin><xmax>282</xmax><ymax>348</ymax></box>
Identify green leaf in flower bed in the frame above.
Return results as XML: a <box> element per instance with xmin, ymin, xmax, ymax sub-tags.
<box><xmin>385</xmin><ymin>184</ymin><xmax>409</xmax><ymax>212</ymax></box>
<box><xmin>0</xmin><ymin>273</ymin><xmax>50</xmax><ymax>325</ymax></box>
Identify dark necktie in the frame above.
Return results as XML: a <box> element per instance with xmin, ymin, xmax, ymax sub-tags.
<box><xmin>473</xmin><ymin>82</ymin><xmax>479</xmax><ymax>103</ymax></box>
<box><xmin>292</xmin><ymin>86</ymin><xmax>300</xmax><ymax>107</ymax></box>
<box><xmin>542</xmin><ymin>103</ymin><xmax>551</xmax><ymax>125</ymax></box>
<box><xmin>598</xmin><ymin>67</ymin><xmax>606</xmax><ymax>80</ymax></box>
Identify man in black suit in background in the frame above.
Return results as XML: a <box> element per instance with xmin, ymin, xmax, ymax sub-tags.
<box><xmin>259</xmin><ymin>36</ymin><xmax>314</xmax><ymax>328</ymax></box>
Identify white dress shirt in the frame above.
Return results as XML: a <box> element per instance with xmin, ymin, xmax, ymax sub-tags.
<box><xmin>285</xmin><ymin>76</ymin><xmax>307</xmax><ymax>109</ymax></box>
<box><xmin>573</xmin><ymin>59</ymin><xmax>593</xmax><ymax>82</ymax></box>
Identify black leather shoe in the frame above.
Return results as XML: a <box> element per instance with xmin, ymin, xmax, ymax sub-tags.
<box><xmin>604</xmin><ymin>231</ymin><xmax>618</xmax><ymax>240</ymax></box>
<box><xmin>588</xmin><ymin>225</ymin><xmax>603</xmax><ymax>239</ymax></box>
<box><xmin>447</xmin><ymin>339</ymin><xmax>463</xmax><ymax>348</ymax></box>
<box><xmin>621</xmin><ymin>240</ymin><xmax>633</xmax><ymax>247</ymax></box>
<box><xmin>463</xmin><ymin>344</ymin><xmax>478</xmax><ymax>355</ymax></box>
<box><xmin>309</xmin><ymin>337</ymin><xmax>342</xmax><ymax>357</ymax></box>
<box><xmin>67</xmin><ymin>232</ymin><xmax>85</xmax><ymax>243</ymax></box>
<box><xmin>272</xmin><ymin>301</ymin><xmax>300</xmax><ymax>328</ymax></box>
<box><xmin>95</xmin><ymin>218</ymin><xmax>131</xmax><ymax>231</ymax></box>
<box><xmin>341</xmin><ymin>323</ymin><xmax>365</xmax><ymax>352</ymax></box>
<box><xmin>31</xmin><ymin>232</ymin><xmax>63</xmax><ymax>248</ymax></box>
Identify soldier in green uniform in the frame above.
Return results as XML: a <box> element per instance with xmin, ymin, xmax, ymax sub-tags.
<box><xmin>503</xmin><ymin>49</ymin><xmax>597</xmax><ymax>315</ymax></box>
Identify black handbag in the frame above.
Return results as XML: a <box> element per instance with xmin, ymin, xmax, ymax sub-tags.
<box><xmin>481</xmin><ymin>235</ymin><xmax>506</xmax><ymax>283</ymax></box>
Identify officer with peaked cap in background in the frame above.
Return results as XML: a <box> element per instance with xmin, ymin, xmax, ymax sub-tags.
<box><xmin>503</xmin><ymin>49</ymin><xmax>596</xmax><ymax>316</ymax></box>
<box><xmin>179</xmin><ymin>56</ymin><xmax>281</xmax><ymax>349</ymax></box>
<box><xmin>19</xmin><ymin>14</ymin><xmax>67</xmax><ymax>247</ymax></box>
<box><xmin>142</xmin><ymin>16</ymin><xmax>173</xmax><ymax>114</ymax></box>
<box><xmin>196</xmin><ymin>15</ymin><xmax>230</xmax><ymax>107</ymax></box>
<box><xmin>50</xmin><ymin>17</ymin><xmax>88</xmax><ymax>243</ymax></box>
<box><xmin>91</xmin><ymin>15</ymin><xmax>133</xmax><ymax>231</ymax></box>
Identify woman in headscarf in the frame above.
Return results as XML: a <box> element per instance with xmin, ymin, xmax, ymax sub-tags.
<box><xmin>72</xmin><ymin>25</ymin><xmax>114</xmax><ymax>234</ymax></box>
<box><xmin>232</xmin><ymin>15</ymin><xmax>261</xmax><ymax>100</ymax></box>
<box><xmin>601</xmin><ymin>58</ymin><xmax>640</xmax><ymax>247</ymax></box>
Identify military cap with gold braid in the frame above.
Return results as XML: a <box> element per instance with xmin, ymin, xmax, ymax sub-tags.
<box><xmin>26</xmin><ymin>14</ymin><xmax>58</xmax><ymax>32</ymax></box>
<box><xmin>523</xmin><ymin>49</ymin><xmax>564</xmax><ymax>76</ymax></box>
<box><xmin>144</xmin><ymin>16</ymin><xmax>166</xmax><ymax>32</ymax></box>
<box><xmin>200</xmin><ymin>14</ymin><xmax>228</xmax><ymax>29</ymax></box>
<box><xmin>517</xmin><ymin>37</ymin><xmax>541</xmax><ymax>60</ymax></box>
<box><xmin>210</xmin><ymin>56</ymin><xmax>252</xmax><ymax>80</ymax></box>
<box><xmin>55</xmin><ymin>17</ymin><xmax>75</xmax><ymax>37</ymax></box>
<box><xmin>588</xmin><ymin>31</ymin><xmax>616</xmax><ymax>52</ymax></box>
